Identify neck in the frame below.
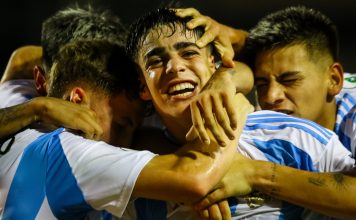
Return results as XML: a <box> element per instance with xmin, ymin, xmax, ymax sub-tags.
<box><xmin>161</xmin><ymin>112</ymin><xmax>192</xmax><ymax>145</ymax></box>
<box><xmin>316</xmin><ymin>99</ymin><xmax>337</xmax><ymax>130</ymax></box>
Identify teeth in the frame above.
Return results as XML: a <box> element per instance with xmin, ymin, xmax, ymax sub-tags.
<box><xmin>168</xmin><ymin>82</ymin><xmax>195</xmax><ymax>94</ymax></box>
<box><xmin>173</xmin><ymin>91</ymin><xmax>192</xmax><ymax>97</ymax></box>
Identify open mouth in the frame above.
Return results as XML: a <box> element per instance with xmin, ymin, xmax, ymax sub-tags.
<box><xmin>167</xmin><ymin>82</ymin><xmax>196</xmax><ymax>98</ymax></box>
<box><xmin>275</xmin><ymin>109</ymin><xmax>294</xmax><ymax>115</ymax></box>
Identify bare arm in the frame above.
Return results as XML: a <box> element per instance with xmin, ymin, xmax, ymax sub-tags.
<box><xmin>197</xmin><ymin>155</ymin><xmax>356</xmax><ymax>219</ymax></box>
<box><xmin>133</xmin><ymin>93</ymin><xmax>253</xmax><ymax>204</ymax></box>
<box><xmin>0</xmin><ymin>97</ymin><xmax>103</xmax><ymax>140</ymax></box>
<box><xmin>1</xmin><ymin>45</ymin><xmax>42</xmax><ymax>83</ymax></box>
<box><xmin>251</xmin><ymin>160</ymin><xmax>356</xmax><ymax>219</ymax></box>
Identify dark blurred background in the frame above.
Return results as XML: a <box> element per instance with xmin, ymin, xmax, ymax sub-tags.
<box><xmin>1</xmin><ymin>0</ymin><xmax>355</xmax><ymax>77</ymax></box>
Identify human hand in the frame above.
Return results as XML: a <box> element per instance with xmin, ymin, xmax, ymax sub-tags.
<box><xmin>33</xmin><ymin>97</ymin><xmax>103</xmax><ymax>140</ymax></box>
<box><xmin>195</xmin><ymin>153</ymin><xmax>255</xmax><ymax>210</ymax></box>
<box><xmin>186</xmin><ymin>74</ymin><xmax>253</xmax><ymax>146</ymax></box>
<box><xmin>176</xmin><ymin>8</ymin><xmax>247</xmax><ymax>68</ymax></box>
<box><xmin>196</xmin><ymin>199</ymin><xmax>231</xmax><ymax>220</ymax></box>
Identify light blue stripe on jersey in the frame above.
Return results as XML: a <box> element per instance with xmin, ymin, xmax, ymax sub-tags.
<box><xmin>337</xmin><ymin>110</ymin><xmax>356</xmax><ymax>152</ymax></box>
<box><xmin>245</xmin><ymin>123</ymin><xmax>328</xmax><ymax>145</ymax></box>
<box><xmin>336</xmin><ymin>93</ymin><xmax>356</xmax><ymax>119</ymax></box>
<box><xmin>3</xmin><ymin>130</ymin><xmax>50</xmax><ymax>219</ymax></box>
<box><xmin>335</xmin><ymin>92</ymin><xmax>356</xmax><ymax>153</ymax></box>
<box><xmin>247</xmin><ymin>113</ymin><xmax>333</xmax><ymax>138</ymax></box>
<box><xmin>251</xmin><ymin>139</ymin><xmax>316</xmax><ymax>171</ymax></box>
<box><xmin>3</xmin><ymin>128</ymin><xmax>92</xmax><ymax>219</ymax></box>
<box><xmin>45</xmin><ymin>129</ymin><xmax>92</xmax><ymax>219</ymax></box>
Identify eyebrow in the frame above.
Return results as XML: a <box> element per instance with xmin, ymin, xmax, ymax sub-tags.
<box><xmin>144</xmin><ymin>41</ymin><xmax>200</xmax><ymax>62</ymax></box>
<box><xmin>144</xmin><ymin>47</ymin><xmax>165</xmax><ymax>62</ymax></box>
<box><xmin>174</xmin><ymin>42</ymin><xmax>199</xmax><ymax>50</ymax></box>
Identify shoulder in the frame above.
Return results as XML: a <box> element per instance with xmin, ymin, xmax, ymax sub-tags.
<box><xmin>0</xmin><ymin>79</ymin><xmax>37</xmax><ymax>108</ymax></box>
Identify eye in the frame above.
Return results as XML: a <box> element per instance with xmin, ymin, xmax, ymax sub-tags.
<box><xmin>255</xmin><ymin>80</ymin><xmax>268</xmax><ymax>89</ymax></box>
<box><xmin>181</xmin><ymin>50</ymin><xmax>199</xmax><ymax>58</ymax></box>
<box><xmin>146</xmin><ymin>57</ymin><xmax>162</xmax><ymax>69</ymax></box>
<box><xmin>280</xmin><ymin>78</ymin><xmax>298</xmax><ymax>86</ymax></box>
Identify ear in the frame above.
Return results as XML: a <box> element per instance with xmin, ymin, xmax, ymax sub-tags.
<box><xmin>208</xmin><ymin>54</ymin><xmax>216</xmax><ymax>72</ymax></box>
<box><xmin>69</xmin><ymin>87</ymin><xmax>89</xmax><ymax>105</ymax></box>
<box><xmin>33</xmin><ymin>65</ymin><xmax>47</xmax><ymax>96</ymax></box>
<box><xmin>139</xmin><ymin>74</ymin><xmax>152</xmax><ymax>101</ymax></box>
<box><xmin>327</xmin><ymin>62</ymin><xmax>344</xmax><ymax>97</ymax></box>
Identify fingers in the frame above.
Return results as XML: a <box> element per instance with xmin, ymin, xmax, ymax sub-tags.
<box><xmin>208</xmin><ymin>204</ymin><xmax>222</xmax><ymax>220</ymax></box>
<box><xmin>199</xmin><ymin>96</ymin><xmax>226</xmax><ymax>146</ymax></box>
<box><xmin>42</xmin><ymin>98</ymin><xmax>103</xmax><ymax>140</ymax></box>
<box><xmin>185</xmin><ymin>125</ymin><xmax>199</xmax><ymax>142</ymax></box>
<box><xmin>197</xmin><ymin>190</ymin><xmax>224</xmax><ymax>210</ymax></box>
<box><xmin>198</xmin><ymin>208</ymin><xmax>210</xmax><ymax>220</ymax></box>
<box><xmin>175</xmin><ymin>8</ymin><xmax>201</xmax><ymax>18</ymax></box>
<box><xmin>215</xmin><ymin>43</ymin><xmax>235</xmax><ymax>68</ymax></box>
<box><xmin>197</xmin><ymin>95</ymin><xmax>228</xmax><ymax>146</ymax></box>
<box><xmin>190</xmin><ymin>101</ymin><xmax>210</xmax><ymax>144</ymax></box>
<box><xmin>79</xmin><ymin>110</ymin><xmax>103</xmax><ymax>140</ymax></box>
<box><xmin>189</xmin><ymin>91</ymin><xmax>239</xmax><ymax>146</ymax></box>
<box><xmin>211</xmin><ymin>95</ymin><xmax>235</xmax><ymax>140</ymax></box>
<box><xmin>218</xmin><ymin>200</ymin><xmax>232</xmax><ymax>220</ymax></box>
<box><xmin>221</xmin><ymin>93</ymin><xmax>238</xmax><ymax>130</ymax></box>
<box><xmin>197</xmin><ymin>201</ymin><xmax>231</xmax><ymax>220</ymax></box>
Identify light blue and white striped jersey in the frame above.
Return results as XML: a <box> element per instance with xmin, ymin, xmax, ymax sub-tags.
<box><xmin>0</xmin><ymin>127</ymin><xmax>155</xmax><ymax>219</ymax></box>
<box><xmin>121</xmin><ymin>111</ymin><xmax>355</xmax><ymax>220</ymax></box>
<box><xmin>0</xmin><ymin>79</ymin><xmax>37</xmax><ymax>108</ymax></box>
<box><xmin>335</xmin><ymin>74</ymin><xmax>356</xmax><ymax>157</ymax></box>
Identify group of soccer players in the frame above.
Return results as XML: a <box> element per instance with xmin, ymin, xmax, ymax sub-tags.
<box><xmin>0</xmin><ymin>3</ymin><xmax>355</xmax><ymax>220</ymax></box>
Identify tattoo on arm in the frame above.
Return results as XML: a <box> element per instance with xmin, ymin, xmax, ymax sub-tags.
<box><xmin>308</xmin><ymin>175</ymin><xmax>326</xmax><ymax>187</ymax></box>
<box><xmin>308</xmin><ymin>173</ymin><xmax>348</xmax><ymax>191</ymax></box>
<box><xmin>332</xmin><ymin>173</ymin><xmax>348</xmax><ymax>191</ymax></box>
<box><xmin>0</xmin><ymin>105</ymin><xmax>26</xmax><ymax>125</ymax></box>
<box><xmin>270</xmin><ymin>163</ymin><xmax>280</xmax><ymax>197</ymax></box>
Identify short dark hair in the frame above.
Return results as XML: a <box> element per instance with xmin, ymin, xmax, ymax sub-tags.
<box><xmin>126</xmin><ymin>8</ymin><xmax>210</xmax><ymax>62</ymax></box>
<box><xmin>41</xmin><ymin>5</ymin><xmax>128</xmax><ymax>72</ymax></box>
<box><xmin>244</xmin><ymin>5</ymin><xmax>339</xmax><ymax>69</ymax></box>
<box><xmin>48</xmin><ymin>40</ymin><xmax>140</xmax><ymax>99</ymax></box>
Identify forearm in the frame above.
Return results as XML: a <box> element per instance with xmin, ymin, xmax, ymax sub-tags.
<box><xmin>252</xmin><ymin>161</ymin><xmax>356</xmax><ymax>219</ymax></box>
<box><xmin>226</xmin><ymin>27</ymin><xmax>248</xmax><ymax>55</ymax></box>
<box><xmin>135</xmin><ymin>129</ymin><xmax>242</xmax><ymax>203</ymax></box>
<box><xmin>0</xmin><ymin>99</ymin><xmax>41</xmax><ymax>138</ymax></box>
<box><xmin>214</xmin><ymin>61</ymin><xmax>254</xmax><ymax>95</ymax></box>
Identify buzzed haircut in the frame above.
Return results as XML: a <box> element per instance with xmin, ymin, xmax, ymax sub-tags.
<box><xmin>48</xmin><ymin>40</ymin><xmax>140</xmax><ymax>99</ymax></box>
<box><xmin>244</xmin><ymin>5</ymin><xmax>339</xmax><ymax>69</ymax></box>
<box><xmin>41</xmin><ymin>5</ymin><xmax>128</xmax><ymax>72</ymax></box>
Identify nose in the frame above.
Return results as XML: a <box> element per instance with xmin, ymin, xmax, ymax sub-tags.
<box><xmin>260</xmin><ymin>81</ymin><xmax>285</xmax><ymax>107</ymax></box>
<box><xmin>166</xmin><ymin>55</ymin><xmax>185</xmax><ymax>74</ymax></box>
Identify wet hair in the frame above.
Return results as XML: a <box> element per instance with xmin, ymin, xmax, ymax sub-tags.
<box><xmin>41</xmin><ymin>5</ymin><xmax>128</xmax><ymax>73</ymax></box>
<box><xmin>126</xmin><ymin>8</ymin><xmax>212</xmax><ymax>62</ymax></box>
<box><xmin>48</xmin><ymin>40</ymin><xmax>140</xmax><ymax>99</ymax></box>
<box><xmin>243</xmin><ymin>5</ymin><xmax>339</xmax><ymax>69</ymax></box>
